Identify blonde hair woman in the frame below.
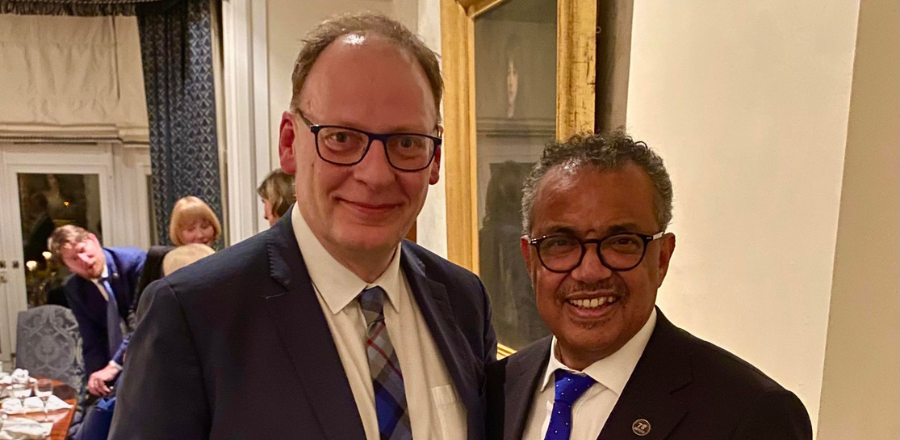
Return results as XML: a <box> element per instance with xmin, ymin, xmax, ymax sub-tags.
<box><xmin>168</xmin><ymin>196</ymin><xmax>221</xmax><ymax>246</ymax></box>
<box><xmin>257</xmin><ymin>169</ymin><xmax>295</xmax><ymax>226</ymax></box>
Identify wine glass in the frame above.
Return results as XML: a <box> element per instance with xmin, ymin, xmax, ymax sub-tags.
<box><xmin>34</xmin><ymin>379</ymin><xmax>53</xmax><ymax>422</ymax></box>
<box><xmin>10</xmin><ymin>383</ymin><xmax>31</xmax><ymax>415</ymax></box>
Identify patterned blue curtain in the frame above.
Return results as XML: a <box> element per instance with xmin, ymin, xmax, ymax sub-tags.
<box><xmin>138</xmin><ymin>0</ymin><xmax>222</xmax><ymax>246</ymax></box>
<box><xmin>0</xmin><ymin>0</ymin><xmax>155</xmax><ymax>16</ymax></box>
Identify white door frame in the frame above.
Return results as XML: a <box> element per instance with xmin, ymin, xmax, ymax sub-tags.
<box><xmin>0</xmin><ymin>143</ymin><xmax>116</xmax><ymax>361</ymax></box>
<box><xmin>0</xmin><ymin>141</ymin><xmax>151</xmax><ymax>361</ymax></box>
<box><xmin>221</xmin><ymin>0</ymin><xmax>271</xmax><ymax>243</ymax></box>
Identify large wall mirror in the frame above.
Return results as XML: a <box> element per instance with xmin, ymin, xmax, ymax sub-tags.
<box><xmin>441</xmin><ymin>0</ymin><xmax>600</xmax><ymax>355</ymax></box>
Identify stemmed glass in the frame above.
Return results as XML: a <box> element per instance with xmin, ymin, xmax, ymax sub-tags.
<box><xmin>34</xmin><ymin>379</ymin><xmax>53</xmax><ymax>422</ymax></box>
<box><xmin>10</xmin><ymin>383</ymin><xmax>31</xmax><ymax>416</ymax></box>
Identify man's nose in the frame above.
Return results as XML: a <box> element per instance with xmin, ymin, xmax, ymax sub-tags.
<box><xmin>354</xmin><ymin>140</ymin><xmax>395</xmax><ymax>186</ymax></box>
<box><xmin>570</xmin><ymin>244</ymin><xmax>613</xmax><ymax>282</ymax></box>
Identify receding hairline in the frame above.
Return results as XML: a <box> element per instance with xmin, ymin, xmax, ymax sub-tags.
<box><xmin>294</xmin><ymin>33</ymin><xmax>437</xmax><ymax>118</ymax></box>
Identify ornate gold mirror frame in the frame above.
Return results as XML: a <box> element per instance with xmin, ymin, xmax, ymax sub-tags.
<box><xmin>440</xmin><ymin>0</ymin><xmax>597</xmax><ymax>357</ymax></box>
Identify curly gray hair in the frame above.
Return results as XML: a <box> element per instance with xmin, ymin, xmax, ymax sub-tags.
<box><xmin>521</xmin><ymin>131</ymin><xmax>674</xmax><ymax>234</ymax></box>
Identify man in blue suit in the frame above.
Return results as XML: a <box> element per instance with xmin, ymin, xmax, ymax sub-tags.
<box><xmin>48</xmin><ymin>225</ymin><xmax>145</xmax><ymax>395</ymax></box>
<box><xmin>111</xmin><ymin>13</ymin><xmax>496</xmax><ymax>440</ymax></box>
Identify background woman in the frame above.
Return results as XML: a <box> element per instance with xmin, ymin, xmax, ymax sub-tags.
<box><xmin>257</xmin><ymin>169</ymin><xmax>295</xmax><ymax>227</ymax></box>
<box><xmin>169</xmin><ymin>196</ymin><xmax>221</xmax><ymax>247</ymax></box>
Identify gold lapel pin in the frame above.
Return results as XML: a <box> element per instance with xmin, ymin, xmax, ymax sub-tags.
<box><xmin>632</xmin><ymin>419</ymin><xmax>651</xmax><ymax>436</ymax></box>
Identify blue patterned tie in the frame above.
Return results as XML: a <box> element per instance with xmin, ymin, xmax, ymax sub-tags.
<box><xmin>543</xmin><ymin>370</ymin><xmax>596</xmax><ymax>440</ymax></box>
<box><xmin>101</xmin><ymin>276</ymin><xmax>124</xmax><ymax>356</ymax></box>
<box><xmin>358</xmin><ymin>286</ymin><xmax>412</xmax><ymax>440</ymax></box>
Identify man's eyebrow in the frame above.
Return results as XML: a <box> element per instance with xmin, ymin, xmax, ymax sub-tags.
<box><xmin>604</xmin><ymin>223</ymin><xmax>644</xmax><ymax>235</ymax></box>
<box><xmin>539</xmin><ymin>225</ymin><xmax>579</xmax><ymax>236</ymax></box>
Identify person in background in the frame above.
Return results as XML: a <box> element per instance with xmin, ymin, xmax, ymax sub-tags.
<box><xmin>132</xmin><ymin>196</ymin><xmax>221</xmax><ymax>318</ymax></box>
<box><xmin>111</xmin><ymin>13</ymin><xmax>496</xmax><ymax>440</ymax></box>
<box><xmin>486</xmin><ymin>132</ymin><xmax>811</xmax><ymax>440</ymax></box>
<box><xmin>168</xmin><ymin>196</ymin><xmax>221</xmax><ymax>247</ymax></box>
<box><xmin>92</xmin><ymin>195</ymin><xmax>221</xmax><ymax>397</ymax></box>
<box><xmin>75</xmin><ymin>243</ymin><xmax>215</xmax><ymax>440</ymax></box>
<box><xmin>160</xmin><ymin>243</ymin><xmax>216</xmax><ymax>277</ymax></box>
<box><xmin>47</xmin><ymin>225</ymin><xmax>145</xmax><ymax>394</ymax></box>
<box><xmin>23</xmin><ymin>193</ymin><xmax>56</xmax><ymax>271</ymax></box>
<box><xmin>257</xmin><ymin>168</ymin><xmax>295</xmax><ymax>226</ymax></box>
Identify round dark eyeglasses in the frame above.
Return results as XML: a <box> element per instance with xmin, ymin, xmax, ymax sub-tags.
<box><xmin>297</xmin><ymin>112</ymin><xmax>441</xmax><ymax>172</ymax></box>
<box><xmin>529</xmin><ymin>231</ymin><xmax>666</xmax><ymax>273</ymax></box>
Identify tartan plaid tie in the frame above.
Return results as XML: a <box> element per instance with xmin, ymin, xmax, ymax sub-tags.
<box><xmin>358</xmin><ymin>286</ymin><xmax>412</xmax><ymax>440</ymax></box>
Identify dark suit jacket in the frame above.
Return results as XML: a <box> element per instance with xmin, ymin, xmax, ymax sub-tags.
<box><xmin>486</xmin><ymin>309</ymin><xmax>812</xmax><ymax>440</ymax></box>
<box><xmin>132</xmin><ymin>245</ymin><xmax>173</xmax><ymax>318</ymax></box>
<box><xmin>65</xmin><ymin>247</ymin><xmax>146</xmax><ymax>376</ymax></box>
<box><xmin>110</xmin><ymin>209</ymin><xmax>497</xmax><ymax>440</ymax></box>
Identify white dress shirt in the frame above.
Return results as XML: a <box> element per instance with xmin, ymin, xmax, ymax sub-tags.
<box><xmin>90</xmin><ymin>266</ymin><xmax>110</xmax><ymax>301</ymax></box>
<box><xmin>523</xmin><ymin>309</ymin><xmax>658</xmax><ymax>440</ymax></box>
<box><xmin>292</xmin><ymin>204</ymin><xmax>467</xmax><ymax>440</ymax></box>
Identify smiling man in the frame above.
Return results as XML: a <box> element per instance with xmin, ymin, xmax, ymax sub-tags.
<box><xmin>111</xmin><ymin>13</ymin><xmax>496</xmax><ymax>440</ymax></box>
<box><xmin>485</xmin><ymin>132</ymin><xmax>811</xmax><ymax>440</ymax></box>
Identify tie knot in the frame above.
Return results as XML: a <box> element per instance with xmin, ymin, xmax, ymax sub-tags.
<box><xmin>358</xmin><ymin>286</ymin><xmax>386</xmax><ymax>327</ymax></box>
<box><xmin>553</xmin><ymin>370</ymin><xmax>595</xmax><ymax>406</ymax></box>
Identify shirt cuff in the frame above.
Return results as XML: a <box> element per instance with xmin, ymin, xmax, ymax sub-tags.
<box><xmin>108</xmin><ymin>360</ymin><xmax>123</xmax><ymax>371</ymax></box>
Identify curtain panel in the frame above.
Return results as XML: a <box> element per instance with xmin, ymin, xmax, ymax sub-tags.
<box><xmin>138</xmin><ymin>0</ymin><xmax>222</xmax><ymax>246</ymax></box>
<box><xmin>0</xmin><ymin>0</ymin><xmax>159</xmax><ymax>16</ymax></box>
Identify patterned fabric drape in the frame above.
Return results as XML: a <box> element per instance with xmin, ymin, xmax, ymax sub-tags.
<box><xmin>138</xmin><ymin>0</ymin><xmax>222</xmax><ymax>246</ymax></box>
<box><xmin>16</xmin><ymin>305</ymin><xmax>85</xmax><ymax>397</ymax></box>
<box><xmin>0</xmin><ymin>0</ymin><xmax>157</xmax><ymax>16</ymax></box>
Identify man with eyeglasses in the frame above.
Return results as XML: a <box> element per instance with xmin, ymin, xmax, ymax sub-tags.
<box><xmin>485</xmin><ymin>132</ymin><xmax>811</xmax><ymax>440</ymax></box>
<box><xmin>111</xmin><ymin>13</ymin><xmax>496</xmax><ymax>440</ymax></box>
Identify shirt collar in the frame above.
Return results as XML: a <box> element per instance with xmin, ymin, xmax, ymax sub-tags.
<box><xmin>291</xmin><ymin>204</ymin><xmax>403</xmax><ymax>315</ymax></box>
<box><xmin>538</xmin><ymin>308</ymin><xmax>658</xmax><ymax>396</ymax></box>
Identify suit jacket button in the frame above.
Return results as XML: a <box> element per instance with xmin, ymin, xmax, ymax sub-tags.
<box><xmin>632</xmin><ymin>419</ymin><xmax>651</xmax><ymax>436</ymax></box>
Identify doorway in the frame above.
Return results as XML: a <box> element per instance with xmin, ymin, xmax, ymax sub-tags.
<box><xmin>0</xmin><ymin>142</ymin><xmax>151</xmax><ymax>362</ymax></box>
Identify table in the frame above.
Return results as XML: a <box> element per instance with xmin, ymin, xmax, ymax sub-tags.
<box><xmin>4</xmin><ymin>378</ymin><xmax>77</xmax><ymax>440</ymax></box>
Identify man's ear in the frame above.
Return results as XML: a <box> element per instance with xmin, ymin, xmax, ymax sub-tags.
<box><xmin>429</xmin><ymin>146</ymin><xmax>441</xmax><ymax>185</ymax></box>
<box><xmin>520</xmin><ymin>235</ymin><xmax>533</xmax><ymax>268</ymax></box>
<box><xmin>279</xmin><ymin>111</ymin><xmax>297</xmax><ymax>174</ymax></box>
<box><xmin>656</xmin><ymin>233</ymin><xmax>676</xmax><ymax>287</ymax></box>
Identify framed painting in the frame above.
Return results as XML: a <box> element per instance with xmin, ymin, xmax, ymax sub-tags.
<box><xmin>440</xmin><ymin>0</ymin><xmax>598</xmax><ymax>356</ymax></box>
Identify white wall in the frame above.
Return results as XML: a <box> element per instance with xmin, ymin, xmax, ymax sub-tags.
<box><xmin>626</xmin><ymin>0</ymin><xmax>862</xmax><ymax>429</ymax></box>
<box><xmin>816</xmin><ymin>0</ymin><xmax>900</xmax><ymax>437</ymax></box>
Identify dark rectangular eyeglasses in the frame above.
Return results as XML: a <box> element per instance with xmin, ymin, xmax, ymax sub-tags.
<box><xmin>529</xmin><ymin>231</ymin><xmax>666</xmax><ymax>273</ymax></box>
<box><xmin>297</xmin><ymin>112</ymin><xmax>441</xmax><ymax>172</ymax></box>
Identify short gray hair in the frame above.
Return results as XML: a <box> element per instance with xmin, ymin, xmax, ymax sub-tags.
<box><xmin>521</xmin><ymin>131</ymin><xmax>674</xmax><ymax>234</ymax></box>
<box><xmin>289</xmin><ymin>12</ymin><xmax>443</xmax><ymax>121</ymax></box>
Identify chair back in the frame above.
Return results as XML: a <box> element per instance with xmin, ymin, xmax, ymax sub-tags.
<box><xmin>15</xmin><ymin>305</ymin><xmax>85</xmax><ymax>396</ymax></box>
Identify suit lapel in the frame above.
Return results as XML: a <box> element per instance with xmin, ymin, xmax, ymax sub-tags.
<box><xmin>503</xmin><ymin>337</ymin><xmax>551</xmax><ymax>440</ymax></box>
<box><xmin>597</xmin><ymin>310</ymin><xmax>691</xmax><ymax>440</ymax></box>
<box><xmin>261</xmin><ymin>211</ymin><xmax>366</xmax><ymax>440</ymax></box>
<box><xmin>400</xmin><ymin>245</ymin><xmax>482</xmax><ymax>439</ymax></box>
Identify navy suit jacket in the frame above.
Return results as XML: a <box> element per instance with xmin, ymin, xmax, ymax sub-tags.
<box><xmin>65</xmin><ymin>247</ymin><xmax>146</xmax><ymax>376</ymax></box>
<box><xmin>110</xmin><ymin>209</ymin><xmax>497</xmax><ymax>440</ymax></box>
<box><xmin>486</xmin><ymin>309</ymin><xmax>812</xmax><ymax>440</ymax></box>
